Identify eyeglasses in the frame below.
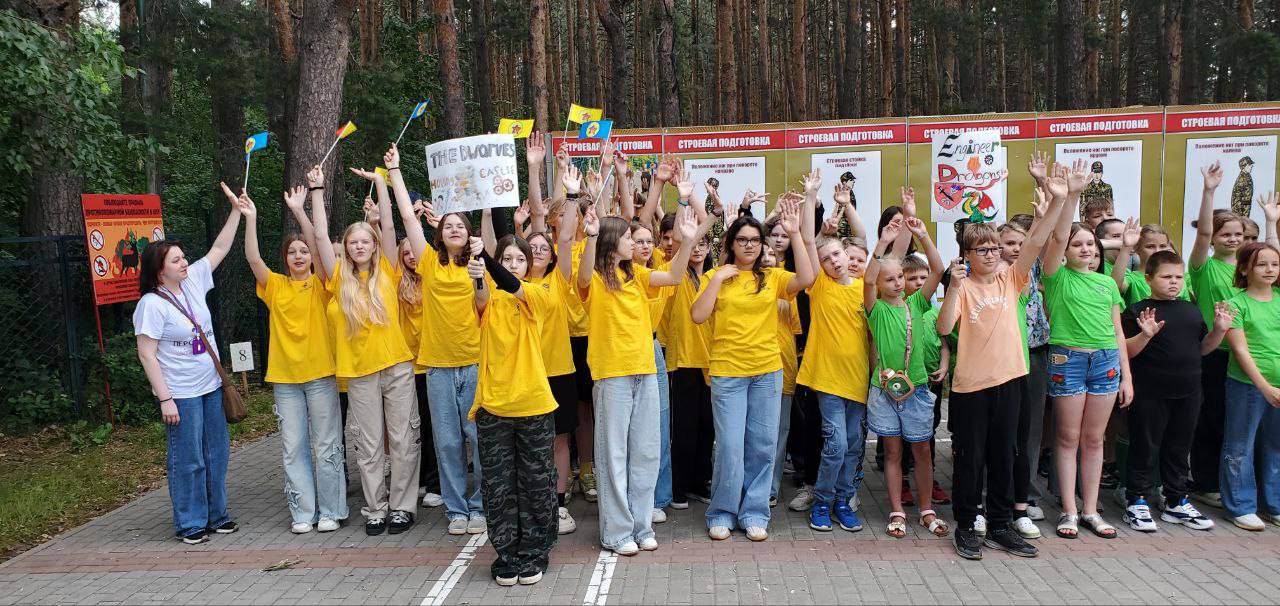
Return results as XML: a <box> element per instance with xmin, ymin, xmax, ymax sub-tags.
<box><xmin>735</xmin><ymin>236</ymin><xmax>763</xmax><ymax>247</ymax></box>
<box><xmin>972</xmin><ymin>246</ymin><xmax>1002</xmax><ymax>257</ymax></box>
<box><xmin>530</xmin><ymin>244</ymin><xmax>552</xmax><ymax>254</ymax></box>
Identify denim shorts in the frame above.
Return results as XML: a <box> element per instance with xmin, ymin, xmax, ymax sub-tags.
<box><xmin>1047</xmin><ymin>345</ymin><xmax>1121</xmax><ymax>397</ymax></box>
<box><xmin>867</xmin><ymin>384</ymin><xmax>935</xmax><ymax>443</ymax></box>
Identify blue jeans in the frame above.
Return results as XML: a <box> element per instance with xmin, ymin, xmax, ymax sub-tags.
<box><xmin>708</xmin><ymin>371</ymin><xmax>781</xmax><ymax>530</ymax></box>
<box><xmin>654</xmin><ymin>339</ymin><xmax>672</xmax><ymax>509</ymax></box>
<box><xmin>167</xmin><ymin>389</ymin><xmax>232</xmax><ymax>538</ymax></box>
<box><xmin>426</xmin><ymin>365</ymin><xmax>482</xmax><ymax>520</ymax></box>
<box><xmin>772</xmin><ymin>393</ymin><xmax>794</xmax><ymax>498</ymax></box>
<box><xmin>1048</xmin><ymin>346</ymin><xmax>1121</xmax><ymax>397</ymax></box>
<box><xmin>593</xmin><ymin>374</ymin><xmax>660</xmax><ymax>549</ymax></box>
<box><xmin>1221</xmin><ymin>378</ymin><xmax>1280</xmax><ymax>517</ymax></box>
<box><xmin>273</xmin><ymin>377</ymin><xmax>347</xmax><ymax>525</ymax></box>
<box><xmin>814</xmin><ymin>391</ymin><xmax>868</xmax><ymax>506</ymax></box>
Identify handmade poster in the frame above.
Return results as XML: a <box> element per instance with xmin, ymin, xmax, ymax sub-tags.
<box><xmin>1055</xmin><ymin>140</ymin><xmax>1144</xmax><ymax>223</ymax></box>
<box><xmin>682</xmin><ymin>156</ymin><xmax>768</xmax><ymax>218</ymax></box>
<box><xmin>930</xmin><ymin>130</ymin><xmax>1007</xmax><ymax>223</ymax></box>
<box><xmin>809</xmin><ymin>150</ymin><xmax>884</xmax><ymax>249</ymax></box>
<box><xmin>425</xmin><ymin>134</ymin><xmax>520</xmax><ymax>214</ymax></box>
<box><xmin>1180</xmin><ymin>135</ymin><xmax>1278</xmax><ymax>252</ymax></box>
<box><xmin>81</xmin><ymin>194</ymin><xmax>164</xmax><ymax>305</ymax></box>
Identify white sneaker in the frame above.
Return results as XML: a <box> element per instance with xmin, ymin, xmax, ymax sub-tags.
<box><xmin>518</xmin><ymin>571</ymin><xmax>543</xmax><ymax>585</ymax></box>
<box><xmin>639</xmin><ymin>537</ymin><xmax>658</xmax><ymax>551</ymax></box>
<box><xmin>1161</xmin><ymin>497</ymin><xmax>1214</xmax><ymax>530</ymax></box>
<box><xmin>467</xmin><ymin>514</ymin><xmax>487</xmax><ymax>534</ymax></box>
<box><xmin>708</xmin><ymin>525</ymin><xmax>731</xmax><ymax>540</ymax></box>
<box><xmin>422</xmin><ymin>492</ymin><xmax>444</xmax><ymax>508</ymax></box>
<box><xmin>1026</xmin><ymin>504</ymin><xmax>1045</xmax><ymax>521</ymax></box>
<box><xmin>291</xmin><ymin>522</ymin><xmax>313</xmax><ymax>534</ymax></box>
<box><xmin>1012</xmin><ymin>516</ymin><xmax>1041</xmax><ymax>539</ymax></box>
<box><xmin>558</xmin><ymin>507</ymin><xmax>577</xmax><ymax>535</ymax></box>
<box><xmin>1233</xmin><ymin>513</ymin><xmax>1265</xmax><ymax>531</ymax></box>
<box><xmin>495</xmin><ymin>572</ymin><xmax>518</xmax><ymax>586</ymax></box>
<box><xmin>788</xmin><ymin>486</ymin><xmax>815</xmax><ymax>511</ymax></box>
<box><xmin>447</xmin><ymin>517</ymin><xmax>469</xmax><ymax>535</ymax></box>
<box><xmin>652</xmin><ymin>508</ymin><xmax>667</xmax><ymax>524</ymax></box>
<box><xmin>612</xmin><ymin>540</ymin><xmax>639</xmax><ymax>556</ymax></box>
<box><xmin>745</xmin><ymin>526</ymin><xmax>768</xmax><ymax>542</ymax></box>
<box><xmin>849</xmin><ymin>494</ymin><xmax>861</xmax><ymax>512</ymax></box>
<box><xmin>317</xmin><ymin>518</ymin><xmax>339</xmax><ymax>532</ymax></box>
<box><xmin>1124</xmin><ymin>498</ymin><xmax>1158</xmax><ymax>532</ymax></box>
<box><xmin>973</xmin><ymin>514</ymin><xmax>988</xmax><ymax>537</ymax></box>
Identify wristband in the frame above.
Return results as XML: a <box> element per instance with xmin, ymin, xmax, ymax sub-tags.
<box><xmin>678</xmin><ymin>198</ymin><xmax>690</xmax><ymax>207</ymax></box>
<box><xmin>308</xmin><ymin>186</ymin><xmax>324</xmax><ymax>192</ymax></box>
<box><xmin>387</xmin><ymin>166</ymin><xmax>400</xmax><ymax>171</ymax></box>
<box><xmin>157</xmin><ymin>397</ymin><xmax>174</xmax><ymax>404</ymax></box>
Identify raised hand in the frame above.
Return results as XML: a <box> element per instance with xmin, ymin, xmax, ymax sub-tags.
<box><xmin>1202</xmin><ymin>161</ymin><xmax>1223</xmax><ymax>190</ymax></box>
<box><xmin>675</xmin><ymin>205</ymin><xmax>698</xmax><ymax>241</ymax></box>
<box><xmin>555</xmin><ymin>147</ymin><xmax>570</xmax><ymax>171</ymax></box>
<box><xmin>350</xmin><ymin>167</ymin><xmax>386</xmax><ymax>184</ymax></box>
<box><xmin>881</xmin><ymin>216</ymin><xmax>903</xmax><ymax>243</ymax></box>
<box><xmin>1213</xmin><ymin>301</ymin><xmax>1236</xmax><ymax>333</ymax></box>
<box><xmin>283</xmin><ymin>185</ymin><xmax>306</xmax><ymax>211</ymax></box>
<box><xmin>514</xmin><ymin>201</ymin><xmax>531</xmax><ymax>226</ymax></box>
<box><xmin>676</xmin><ymin>174</ymin><xmax>694</xmax><ymax>199</ymax></box>
<box><xmin>584</xmin><ymin>169</ymin><xmax>604</xmax><ymax>199</ymax></box>
<box><xmin>802</xmin><ymin>169</ymin><xmax>821</xmax><ymax>195</ymax></box>
<box><xmin>900</xmin><ymin>186</ymin><xmax>917</xmax><ymax>216</ymax></box>
<box><xmin>1045</xmin><ymin>170</ymin><xmax>1069</xmax><ymax>200</ymax></box>
<box><xmin>1028</xmin><ymin>150</ymin><xmax>1048</xmax><ymax>182</ymax></box>
<box><xmin>384</xmin><ymin>143</ymin><xmax>400</xmax><ymax>170</ymax></box>
<box><xmin>780</xmin><ymin>196</ymin><xmax>801</xmax><ymax>233</ymax></box>
<box><xmin>466</xmin><ymin>258</ymin><xmax>486</xmax><ymax>280</ymax></box>
<box><xmin>834</xmin><ymin>183</ymin><xmax>852</xmax><ymax>207</ymax></box>
<box><xmin>526</xmin><ymin>131</ymin><xmax>546</xmax><ymax>165</ymax></box>
<box><xmin>1136</xmin><ymin>307</ymin><xmax>1165</xmax><ymax>338</ymax></box>
<box><xmin>561</xmin><ymin>164</ymin><xmax>583</xmax><ymax>195</ymax></box>
<box><xmin>820</xmin><ymin>214</ymin><xmax>840</xmax><ymax>236</ymax></box>
<box><xmin>306</xmin><ymin>165</ymin><xmax>324</xmax><ymax>188</ymax></box>
<box><xmin>218</xmin><ymin>181</ymin><xmax>244</xmax><ymax>208</ymax></box>
<box><xmin>582</xmin><ymin>204</ymin><xmax>600</xmax><ymax>236</ymax></box>
<box><xmin>655</xmin><ymin>155</ymin><xmax>675</xmax><ymax>183</ymax></box>
<box><xmin>705</xmin><ymin>177</ymin><xmax>719</xmax><ymax>200</ymax></box>
<box><xmin>948</xmin><ymin>257</ymin><xmax>967</xmax><ymax>281</ymax></box>
<box><xmin>363</xmin><ymin>196</ymin><xmax>379</xmax><ymax>224</ymax></box>
<box><xmin>236</xmin><ymin>192</ymin><xmax>257</xmax><ymax>219</ymax></box>
<box><xmin>469</xmin><ymin>236</ymin><xmax>485</xmax><ymax>258</ymax></box>
<box><xmin>1260</xmin><ymin>191</ymin><xmax>1280</xmax><ymax>224</ymax></box>
<box><xmin>905</xmin><ymin>216</ymin><xmax>928</xmax><ymax>238</ymax></box>
<box><xmin>1032</xmin><ymin>187</ymin><xmax>1049</xmax><ymax>219</ymax></box>
<box><xmin>1066</xmin><ymin>159</ymin><xmax>1088</xmax><ymax>195</ymax></box>
<box><xmin>1122</xmin><ymin>217</ymin><xmax>1141</xmax><ymax>248</ymax></box>
<box><xmin>600</xmin><ymin>140</ymin><xmax>616</xmax><ymax>173</ymax></box>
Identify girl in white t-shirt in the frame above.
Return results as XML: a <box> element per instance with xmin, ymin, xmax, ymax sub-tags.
<box><xmin>133</xmin><ymin>182</ymin><xmax>244</xmax><ymax>544</ymax></box>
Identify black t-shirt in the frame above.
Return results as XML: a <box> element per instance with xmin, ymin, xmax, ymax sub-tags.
<box><xmin>1122</xmin><ymin>298</ymin><xmax>1206</xmax><ymax>398</ymax></box>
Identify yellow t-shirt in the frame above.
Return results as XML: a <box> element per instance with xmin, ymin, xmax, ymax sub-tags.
<box><xmin>326</xmin><ymin>297</ymin><xmax>348</xmax><ymax>393</ymax></box>
<box><xmin>778</xmin><ymin>299</ymin><xmax>802</xmax><ymax>395</ymax></box>
<box><xmin>415</xmin><ymin>246</ymin><xmax>481</xmax><ymax>367</ymax></box>
<box><xmin>707</xmin><ymin>267</ymin><xmax>796</xmax><ymax>377</ymax></box>
<box><xmin>660</xmin><ymin>272</ymin><xmax>712</xmax><ymax>370</ymax></box>
<box><xmin>471</xmin><ymin>282</ymin><xmax>558</xmax><ymax>419</ymax></box>
<box><xmin>567</xmin><ymin>239</ymin><xmax>590</xmax><ymax>337</ymax></box>
<box><xmin>581</xmin><ymin>264</ymin><xmax>658</xmax><ymax>380</ymax></box>
<box><xmin>797</xmin><ymin>272</ymin><xmax>870</xmax><ymax>403</ymax></box>
<box><xmin>398</xmin><ymin>297</ymin><xmax>426</xmax><ymax>374</ymax></box>
<box><xmin>327</xmin><ymin>256</ymin><xmax>414</xmax><ymax>379</ymax></box>
<box><xmin>526</xmin><ymin>270</ymin><xmax>576</xmax><ymax>377</ymax></box>
<box><xmin>257</xmin><ymin>273</ymin><xmax>336</xmax><ymax>384</ymax></box>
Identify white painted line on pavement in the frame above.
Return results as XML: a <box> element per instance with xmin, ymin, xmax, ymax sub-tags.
<box><xmin>422</xmin><ymin>532</ymin><xmax>488</xmax><ymax>606</ymax></box>
<box><xmin>583</xmin><ymin>549</ymin><xmax>618</xmax><ymax>605</ymax></box>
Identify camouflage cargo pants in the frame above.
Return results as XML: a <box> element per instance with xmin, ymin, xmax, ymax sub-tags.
<box><xmin>476</xmin><ymin>409</ymin><xmax>558</xmax><ymax>579</ymax></box>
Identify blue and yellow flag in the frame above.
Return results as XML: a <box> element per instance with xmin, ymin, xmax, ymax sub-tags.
<box><xmin>579</xmin><ymin>120</ymin><xmax>612</xmax><ymax>140</ymax></box>
<box><xmin>499</xmin><ymin>118</ymin><xmax>535</xmax><ymax>139</ymax></box>
<box><xmin>410</xmin><ymin>100</ymin><xmax>430</xmax><ymax>120</ymax></box>
<box><xmin>568</xmin><ymin>103</ymin><xmax>603</xmax><ymax>125</ymax></box>
<box><xmin>244</xmin><ymin>132</ymin><xmax>268</xmax><ymax>159</ymax></box>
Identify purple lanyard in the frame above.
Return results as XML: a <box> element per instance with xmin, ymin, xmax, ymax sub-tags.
<box><xmin>160</xmin><ymin>286</ymin><xmax>207</xmax><ymax>355</ymax></box>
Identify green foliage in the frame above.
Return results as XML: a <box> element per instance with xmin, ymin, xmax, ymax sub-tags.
<box><xmin>66</xmin><ymin>420</ymin><xmax>113</xmax><ymax>451</ymax></box>
<box><xmin>0</xmin><ymin>357</ymin><xmax>75</xmax><ymax>428</ymax></box>
<box><xmin>80</xmin><ymin>332</ymin><xmax>159</xmax><ymax>426</ymax></box>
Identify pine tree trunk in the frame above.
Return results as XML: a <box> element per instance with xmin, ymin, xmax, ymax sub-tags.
<box><xmin>530</xmin><ymin>0</ymin><xmax>549</xmax><ymax>131</ymax></box>
<box><xmin>577</xmin><ymin>0</ymin><xmax>598</xmax><ymax>107</ymax></box>
<box><xmin>757</xmin><ymin>0</ymin><xmax>773</xmax><ymax>121</ymax></box>
<box><xmin>877</xmin><ymin>0</ymin><xmax>892</xmax><ymax>115</ymax></box>
<box><xmin>470</xmin><ymin>0</ymin><xmax>495</xmax><ymax>133</ymax></box>
<box><xmin>430</xmin><ymin>0</ymin><xmax>465</xmax><ymax>138</ymax></box>
<box><xmin>895</xmin><ymin>0</ymin><xmax>909</xmax><ymax>116</ymax></box>
<box><xmin>549</xmin><ymin>4</ymin><xmax>563</xmax><ymax>128</ymax></box>
<box><xmin>567</xmin><ymin>0</ymin><xmax>577</xmax><ymax>107</ymax></box>
<box><xmin>791</xmin><ymin>0</ymin><xmax>809</xmax><ymax>119</ymax></box>
<box><xmin>691</xmin><ymin>0</ymin><xmax>704</xmax><ymax>123</ymax></box>
<box><xmin>657</xmin><ymin>0</ymin><xmax>681</xmax><ymax>126</ymax></box>
<box><xmin>1230</xmin><ymin>0</ymin><xmax>1255</xmax><ymax>100</ymax></box>
<box><xmin>997</xmin><ymin>26</ymin><xmax>1007</xmax><ymax>112</ymax></box>
<box><xmin>595</xmin><ymin>0</ymin><xmax>629</xmax><ymax>124</ymax></box>
<box><xmin>1057</xmin><ymin>0</ymin><xmax>1085</xmax><ymax>109</ymax></box>
<box><xmin>839</xmin><ymin>0</ymin><xmax>859</xmax><ymax>117</ymax></box>
<box><xmin>1180</xmin><ymin>0</ymin><xmax>1198</xmax><ymax>102</ymax></box>
<box><xmin>718</xmin><ymin>0</ymin><xmax>740</xmax><ymax>123</ymax></box>
<box><xmin>1107</xmin><ymin>0</ymin><xmax>1123</xmax><ymax>106</ymax></box>
<box><xmin>1162</xmin><ymin>0</ymin><xmax>1182</xmax><ymax>104</ymax></box>
<box><xmin>1125</xmin><ymin>1</ymin><xmax>1141</xmax><ymax>105</ymax></box>
<box><xmin>1084</xmin><ymin>0</ymin><xmax>1100</xmax><ymax>106</ymax></box>
<box><xmin>738</xmin><ymin>0</ymin><xmax>754</xmax><ymax>122</ymax></box>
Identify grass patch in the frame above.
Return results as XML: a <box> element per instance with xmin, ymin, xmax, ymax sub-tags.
<box><xmin>0</xmin><ymin>389</ymin><xmax>277</xmax><ymax>561</ymax></box>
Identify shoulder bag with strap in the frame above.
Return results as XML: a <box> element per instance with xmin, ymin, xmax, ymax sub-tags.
<box><xmin>155</xmin><ymin>289</ymin><xmax>248</xmax><ymax>423</ymax></box>
<box><xmin>878</xmin><ymin>303</ymin><xmax>915</xmax><ymax>402</ymax></box>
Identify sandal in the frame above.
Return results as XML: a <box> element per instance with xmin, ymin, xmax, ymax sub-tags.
<box><xmin>1080</xmin><ymin>514</ymin><xmax>1118</xmax><ymax>539</ymax></box>
<box><xmin>1056</xmin><ymin>513</ymin><xmax>1079</xmax><ymax>539</ymax></box>
<box><xmin>886</xmin><ymin>512</ymin><xmax>907</xmax><ymax>538</ymax></box>
<box><xmin>919</xmin><ymin>509</ymin><xmax>949</xmax><ymax>537</ymax></box>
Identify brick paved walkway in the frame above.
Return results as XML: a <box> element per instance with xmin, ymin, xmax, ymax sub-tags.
<box><xmin>4</xmin><ymin>427</ymin><xmax>1280</xmax><ymax>605</ymax></box>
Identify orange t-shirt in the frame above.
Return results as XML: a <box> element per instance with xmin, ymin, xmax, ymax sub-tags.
<box><xmin>950</xmin><ymin>265</ymin><xmax>1032</xmax><ymax>393</ymax></box>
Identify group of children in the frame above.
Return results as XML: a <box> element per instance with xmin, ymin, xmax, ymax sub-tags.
<box><xmin>153</xmin><ymin>132</ymin><xmax>1280</xmax><ymax>578</ymax></box>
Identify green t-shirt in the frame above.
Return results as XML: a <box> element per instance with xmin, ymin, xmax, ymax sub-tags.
<box><xmin>1018</xmin><ymin>290</ymin><xmax>1031</xmax><ymax>368</ymax></box>
<box><xmin>1123</xmin><ymin>269</ymin><xmax>1192</xmax><ymax>307</ymax></box>
<box><xmin>1227</xmin><ymin>291</ymin><xmax>1280</xmax><ymax>386</ymax></box>
<box><xmin>922</xmin><ymin>305</ymin><xmax>942</xmax><ymax>374</ymax></box>
<box><xmin>1189</xmin><ymin>257</ymin><xmax>1241</xmax><ymax>350</ymax></box>
<box><xmin>867</xmin><ymin>292</ymin><xmax>934</xmax><ymax>385</ymax></box>
<box><xmin>1043</xmin><ymin>266</ymin><xmax>1124</xmax><ymax>349</ymax></box>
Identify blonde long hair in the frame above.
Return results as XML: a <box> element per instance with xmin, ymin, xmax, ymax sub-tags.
<box><xmin>397</xmin><ymin>239</ymin><xmax>423</xmax><ymax>308</ymax></box>
<box><xmin>338</xmin><ymin>222</ymin><xmax>390</xmax><ymax>337</ymax></box>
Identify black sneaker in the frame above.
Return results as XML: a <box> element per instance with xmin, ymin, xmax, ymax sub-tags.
<box><xmin>388</xmin><ymin>510</ymin><xmax>414</xmax><ymax>534</ymax></box>
<box><xmin>365</xmin><ymin>517</ymin><xmax>387</xmax><ymax>536</ymax></box>
<box><xmin>954</xmin><ymin>528</ymin><xmax>982</xmax><ymax>560</ymax></box>
<box><xmin>984</xmin><ymin>526</ymin><xmax>1039</xmax><ymax>558</ymax></box>
<box><xmin>518</xmin><ymin>566</ymin><xmax>544</xmax><ymax>585</ymax></box>
<box><xmin>211</xmin><ymin>521</ymin><xmax>238</xmax><ymax>534</ymax></box>
<box><xmin>180</xmin><ymin>530</ymin><xmax>209</xmax><ymax>545</ymax></box>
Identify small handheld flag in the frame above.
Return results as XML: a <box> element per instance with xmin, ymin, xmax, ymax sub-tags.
<box><xmin>319</xmin><ymin>121</ymin><xmax>358</xmax><ymax>166</ymax></box>
<box><xmin>368</xmin><ymin>167</ymin><xmax>390</xmax><ymax>197</ymax></box>
<box><xmin>579</xmin><ymin>120</ymin><xmax>613</xmax><ymax>140</ymax></box>
<box><xmin>499</xmin><ymin>118</ymin><xmax>535</xmax><ymax>139</ymax></box>
<box><xmin>243</xmin><ymin>131</ymin><xmax>269</xmax><ymax>188</ymax></box>
<box><xmin>395</xmin><ymin>99</ymin><xmax>431</xmax><ymax>145</ymax></box>
<box><xmin>568</xmin><ymin>103</ymin><xmax>603</xmax><ymax>124</ymax></box>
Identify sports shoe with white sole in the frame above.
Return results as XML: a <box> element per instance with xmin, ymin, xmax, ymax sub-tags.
<box><xmin>447</xmin><ymin>517</ymin><xmax>468</xmax><ymax>535</ymax></box>
<box><xmin>1012</xmin><ymin>516</ymin><xmax>1041</xmax><ymax>539</ymax></box>
<box><xmin>639</xmin><ymin>537</ymin><xmax>659</xmax><ymax>551</ymax></box>
<box><xmin>558</xmin><ymin>507</ymin><xmax>577</xmax><ymax>535</ymax></box>
<box><xmin>317</xmin><ymin>518</ymin><xmax>340</xmax><ymax>532</ymax></box>
<box><xmin>1161</xmin><ymin>497</ymin><xmax>1214</xmax><ymax>530</ymax></box>
<box><xmin>467</xmin><ymin>514</ymin><xmax>487</xmax><ymax>534</ymax></box>
<box><xmin>422</xmin><ymin>492</ymin><xmax>444</xmax><ymax>508</ymax></box>
<box><xmin>973</xmin><ymin>514</ymin><xmax>988</xmax><ymax>537</ymax></box>
<box><xmin>789</xmin><ymin>485</ymin><xmax>815</xmax><ymax>511</ymax></box>
<box><xmin>1026</xmin><ymin>504</ymin><xmax>1045</xmax><ymax>521</ymax></box>
<box><xmin>612</xmin><ymin>540</ymin><xmax>639</xmax><ymax>556</ymax></box>
<box><xmin>708</xmin><ymin>525</ymin><xmax>731</xmax><ymax>540</ymax></box>
<box><xmin>1233</xmin><ymin>513</ymin><xmax>1265</xmax><ymax>531</ymax></box>
<box><xmin>1124</xmin><ymin>498</ymin><xmax>1158</xmax><ymax>532</ymax></box>
<box><xmin>652</xmin><ymin>508</ymin><xmax>667</xmax><ymax>524</ymax></box>
<box><xmin>745</xmin><ymin>526</ymin><xmax>768</xmax><ymax>541</ymax></box>
<box><xmin>291</xmin><ymin>522</ymin><xmax>313</xmax><ymax>534</ymax></box>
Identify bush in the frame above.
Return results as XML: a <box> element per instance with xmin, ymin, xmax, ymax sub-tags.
<box><xmin>0</xmin><ymin>357</ymin><xmax>75</xmax><ymax>428</ymax></box>
<box><xmin>80</xmin><ymin>332</ymin><xmax>159</xmax><ymax>426</ymax></box>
